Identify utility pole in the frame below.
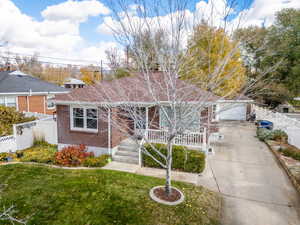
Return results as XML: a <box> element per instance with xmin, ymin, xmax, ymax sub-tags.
<box><xmin>100</xmin><ymin>60</ymin><xmax>103</xmax><ymax>81</ymax></box>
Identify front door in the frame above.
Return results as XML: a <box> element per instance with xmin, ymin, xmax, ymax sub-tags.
<box><xmin>134</xmin><ymin>107</ymin><xmax>146</xmax><ymax>130</ymax></box>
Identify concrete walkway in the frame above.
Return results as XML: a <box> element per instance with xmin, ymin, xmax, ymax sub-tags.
<box><xmin>104</xmin><ymin>122</ymin><xmax>300</xmax><ymax>225</ymax></box>
<box><xmin>211</xmin><ymin>122</ymin><xmax>300</xmax><ymax>225</ymax></box>
<box><xmin>103</xmin><ymin>161</ymin><xmax>201</xmax><ymax>185</ymax></box>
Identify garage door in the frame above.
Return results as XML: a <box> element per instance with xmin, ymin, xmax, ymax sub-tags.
<box><xmin>218</xmin><ymin>103</ymin><xmax>247</xmax><ymax>120</ymax></box>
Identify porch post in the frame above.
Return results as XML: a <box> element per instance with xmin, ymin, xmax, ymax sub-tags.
<box><xmin>146</xmin><ymin>107</ymin><xmax>149</xmax><ymax>137</ymax></box>
<box><xmin>203</xmin><ymin>127</ymin><xmax>207</xmax><ymax>153</ymax></box>
<box><xmin>108</xmin><ymin>108</ymin><xmax>111</xmax><ymax>155</ymax></box>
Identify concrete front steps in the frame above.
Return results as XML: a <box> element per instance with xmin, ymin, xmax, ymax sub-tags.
<box><xmin>112</xmin><ymin>139</ymin><xmax>140</xmax><ymax>164</ymax></box>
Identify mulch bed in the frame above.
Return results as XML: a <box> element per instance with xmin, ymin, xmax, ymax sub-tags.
<box><xmin>153</xmin><ymin>187</ymin><xmax>181</xmax><ymax>202</ymax></box>
<box><xmin>266</xmin><ymin>141</ymin><xmax>300</xmax><ymax>193</ymax></box>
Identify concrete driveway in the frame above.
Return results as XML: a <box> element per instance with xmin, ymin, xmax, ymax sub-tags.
<box><xmin>207</xmin><ymin>122</ymin><xmax>300</xmax><ymax>225</ymax></box>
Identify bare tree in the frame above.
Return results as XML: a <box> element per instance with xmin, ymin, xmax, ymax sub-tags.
<box><xmin>105</xmin><ymin>47</ymin><xmax>122</xmax><ymax>70</ymax></box>
<box><xmin>0</xmin><ymin>206</ymin><xmax>27</xmax><ymax>224</ymax></box>
<box><xmin>88</xmin><ymin>0</ymin><xmax>280</xmax><ymax>197</ymax></box>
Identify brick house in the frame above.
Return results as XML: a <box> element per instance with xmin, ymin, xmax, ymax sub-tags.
<box><xmin>53</xmin><ymin>73</ymin><xmax>252</xmax><ymax>163</ymax></box>
<box><xmin>0</xmin><ymin>71</ymin><xmax>68</xmax><ymax>114</ymax></box>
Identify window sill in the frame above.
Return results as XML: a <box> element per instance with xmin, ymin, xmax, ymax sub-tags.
<box><xmin>70</xmin><ymin>128</ymin><xmax>98</xmax><ymax>134</ymax></box>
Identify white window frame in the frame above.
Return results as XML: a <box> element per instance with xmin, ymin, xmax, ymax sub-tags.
<box><xmin>46</xmin><ymin>95</ymin><xmax>55</xmax><ymax>110</ymax></box>
<box><xmin>70</xmin><ymin>106</ymin><xmax>98</xmax><ymax>133</ymax></box>
<box><xmin>0</xmin><ymin>96</ymin><xmax>17</xmax><ymax>109</ymax></box>
<box><xmin>211</xmin><ymin>104</ymin><xmax>218</xmax><ymax>122</ymax></box>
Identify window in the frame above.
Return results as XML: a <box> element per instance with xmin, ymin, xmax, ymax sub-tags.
<box><xmin>160</xmin><ymin>106</ymin><xmax>200</xmax><ymax>131</ymax></box>
<box><xmin>47</xmin><ymin>95</ymin><xmax>55</xmax><ymax>109</ymax></box>
<box><xmin>283</xmin><ymin>107</ymin><xmax>289</xmax><ymax>113</ymax></box>
<box><xmin>0</xmin><ymin>97</ymin><xmax>4</xmax><ymax>106</ymax></box>
<box><xmin>6</xmin><ymin>97</ymin><xmax>16</xmax><ymax>107</ymax></box>
<box><xmin>212</xmin><ymin>105</ymin><xmax>217</xmax><ymax>121</ymax></box>
<box><xmin>71</xmin><ymin>107</ymin><xmax>98</xmax><ymax>132</ymax></box>
<box><xmin>0</xmin><ymin>96</ymin><xmax>16</xmax><ymax>108</ymax></box>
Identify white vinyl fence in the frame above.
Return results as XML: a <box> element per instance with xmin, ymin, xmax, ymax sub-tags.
<box><xmin>253</xmin><ymin>105</ymin><xmax>300</xmax><ymax>148</ymax></box>
<box><xmin>0</xmin><ymin>135</ymin><xmax>17</xmax><ymax>153</ymax></box>
<box><xmin>0</xmin><ymin>117</ymin><xmax>57</xmax><ymax>153</ymax></box>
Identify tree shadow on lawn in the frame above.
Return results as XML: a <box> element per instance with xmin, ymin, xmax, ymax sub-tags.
<box><xmin>0</xmin><ymin>164</ymin><xmax>221</xmax><ymax>225</ymax></box>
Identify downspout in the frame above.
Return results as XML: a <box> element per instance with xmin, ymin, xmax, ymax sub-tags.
<box><xmin>27</xmin><ymin>89</ymin><xmax>32</xmax><ymax>112</ymax></box>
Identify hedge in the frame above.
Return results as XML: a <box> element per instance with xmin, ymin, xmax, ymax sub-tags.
<box><xmin>83</xmin><ymin>155</ymin><xmax>111</xmax><ymax>167</ymax></box>
<box><xmin>142</xmin><ymin>143</ymin><xmax>205</xmax><ymax>173</ymax></box>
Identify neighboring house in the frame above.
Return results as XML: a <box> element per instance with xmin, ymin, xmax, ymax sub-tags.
<box><xmin>63</xmin><ymin>78</ymin><xmax>85</xmax><ymax>89</ymax></box>
<box><xmin>275</xmin><ymin>102</ymin><xmax>296</xmax><ymax>113</ymax></box>
<box><xmin>0</xmin><ymin>70</ymin><xmax>68</xmax><ymax>114</ymax></box>
<box><xmin>53</xmin><ymin>73</ymin><xmax>253</xmax><ymax>161</ymax></box>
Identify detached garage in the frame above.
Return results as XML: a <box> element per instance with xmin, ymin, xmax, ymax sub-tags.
<box><xmin>216</xmin><ymin>99</ymin><xmax>253</xmax><ymax>121</ymax></box>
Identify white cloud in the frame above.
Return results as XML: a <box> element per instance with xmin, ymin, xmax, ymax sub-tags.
<box><xmin>98</xmin><ymin>0</ymin><xmax>300</xmax><ymax>37</ymax></box>
<box><xmin>0</xmin><ymin>0</ymin><xmax>299</xmax><ymax>67</ymax></box>
<box><xmin>236</xmin><ymin>0</ymin><xmax>300</xmax><ymax>27</ymax></box>
<box><xmin>41</xmin><ymin>0</ymin><xmax>110</xmax><ymax>22</ymax></box>
<box><xmin>0</xmin><ymin>0</ymin><xmax>116</xmax><ymax>65</ymax></box>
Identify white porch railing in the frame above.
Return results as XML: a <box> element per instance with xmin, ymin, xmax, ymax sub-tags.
<box><xmin>136</xmin><ymin>128</ymin><xmax>206</xmax><ymax>149</ymax></box>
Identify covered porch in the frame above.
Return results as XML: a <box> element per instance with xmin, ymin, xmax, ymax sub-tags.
<box><xmin>129</xmin><ymin>105</ymin><xmax>208</xmax><ymax>150</ymax></box>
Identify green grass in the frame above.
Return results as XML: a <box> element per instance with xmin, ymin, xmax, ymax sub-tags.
<box><xmin>0</xmin><ymin>164</ymin><xmax>221</xmax><ymax>225</ymax></box>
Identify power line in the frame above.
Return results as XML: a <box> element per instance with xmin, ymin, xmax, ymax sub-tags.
<box><xmin>0</xmin><ymin>49</ymin><xmax>108</xmax><ymax>65</ymax></box>
<box><xmin>0</xmin><ymin>55</ymin><xmax>111</xmax><ymax>69</ymax></box>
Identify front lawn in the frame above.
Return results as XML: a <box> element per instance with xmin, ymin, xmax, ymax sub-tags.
<box><xmin>0</xmin><ymin>164</ymin><xmax>221</xmax><ymax>225</ymax></box>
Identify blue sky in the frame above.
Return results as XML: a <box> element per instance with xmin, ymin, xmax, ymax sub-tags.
<box><xmin>0</xmin><ymin>0</ymin><xmax>299</xmax><ymax>64</ymax></box>
<box><xmin>11</xmin><ymin>0</ymin><xmax>112</xmax><ymax>44</ymax></box>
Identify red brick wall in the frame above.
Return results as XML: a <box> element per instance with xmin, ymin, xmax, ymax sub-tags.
<box><xmin>57</xmin><ymin>105</ymin><xmax>109</xmax><ymax>148</ymax></box>
<box><xmin>17</xmin><ymin>95</ymin><xmax>55</xmax><ymax>115</ymax></box>
<box><xmin>111</xmin><ymin>108</ymin><xmax>128</xmax><ymax>147</ymax></box>
<box><xmin>18</xmin><ymin>96</ymin><xmax>28</xmax><ymax>112</ymax></box>
<box><xmin>148</xmin><ymin>106</ymin><xmax>160</xmax><ymax>129</ymax></box>
<box><xmin>201</xmin><ymin>107</ymin><xmax>219</xmax><ymax>134</ymax></box>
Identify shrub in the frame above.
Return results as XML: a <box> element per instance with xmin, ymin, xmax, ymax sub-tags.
<box><xmin>0</xmin><ymin>105</ymin><xmax>35</xmax><ymax>136</ymax></box>
<box><xmin>19</xmin><ymin>145</ymin><xmax>57</xmax><ymax>163</ymax></box>
<box><xmin>55</xmin><ymin>145</ymin><xmax>93</xmax><ymax>167</ymax></box>
<box><xmin>142</xmin><ymin>143</ymin><xmax>205</xmax><ymax>173</ymax></box>
<box><xmin>83</xmin><ymin>155</ymin><xmax>111</xmax><ymax>167</ymax></box>
<box><xmin>33</xmin><ymin>139</ymin><xmax>57</xmax><ymax>149</ymax></box>
<box><xmin>279</xmin><ymin>148</ymin><xmax>300</xmax><ymax>161</ymax></box>
<box><xmin>114</xmin><ymin>68</ymin><xmax>131</xmax><ymax>79</ymax></box>
<box><xmin>0</xmin><ymin>152</ymin><xmax>16</xmax><ymax>161</ymax></box>
<box><xmin>269</xmin><ymin>130</ymin><xmax>288</xmax><ymax>143</ymax></box>
<box><xmin>256</xmin><ymin>128</ymin><xmax>272</xmax><ymax>141</ymax></box>
<box><xmin>256</xmin><ymin>128</ymin><xmax>288</xmax><ymax>143</ymax></box>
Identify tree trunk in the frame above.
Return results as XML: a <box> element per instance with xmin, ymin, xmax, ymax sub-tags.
<box><xmin>165</xmin><ymin>141</ymin><xmax>173</xmax><ymax>195</ymax></box>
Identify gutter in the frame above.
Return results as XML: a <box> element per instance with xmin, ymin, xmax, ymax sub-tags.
<box><xmin>0</xmin><ymin>91</ymin><xmax>70</xmax><ymax>96</ymax></box>
<box><xmin>216</xmin><ymin>99</ymin><xmax>254</xmax><ymax>103</ymax></box>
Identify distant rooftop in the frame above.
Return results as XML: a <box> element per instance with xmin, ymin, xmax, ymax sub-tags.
<box><xmin>9</xmin><ymin>70</ymin><xmax>29</xmax><ymax>76</ymax></box>
<box><xmin>0</xmin><ymin>71</ymin><xmax>68</xmax><ymax>94</ymax></box>
<box><xmin>64</xmin><ymin>78</ymin><xmax>85</xmax><ymax>85</ymax></box>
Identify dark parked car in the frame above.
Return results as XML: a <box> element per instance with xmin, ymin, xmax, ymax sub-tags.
<box><xmin>256</xmin><ymin>120</ymin><xmax>273</xmax><ymax>130</ymax></box>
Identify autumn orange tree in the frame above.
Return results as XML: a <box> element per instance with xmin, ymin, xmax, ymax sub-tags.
<box><xmin>180</xmin><ymin>23</ymin><xmax>246</xmax><ymax>97</ymax></box>
<box><xmin>80</xmin><ymin>66</ymin><xmax>102</xmax><ymax>84</ymax></box>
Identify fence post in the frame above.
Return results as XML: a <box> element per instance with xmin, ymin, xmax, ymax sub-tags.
<box><xmin>203</xmin><ymin>127</ymin><xmax>207</xmax><ymax>154</ymax></box>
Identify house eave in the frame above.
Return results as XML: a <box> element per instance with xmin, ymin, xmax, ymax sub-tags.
<box><xmin>53</xmin><ymin>100</ymin><xmax>217</xmax><ymax>107</ymax></box>
<box><xmin>217</xmin><ymin>99</ymin><xmax>254</xmax><ymax>103</ymax></box>
<box><xmin>0</xmin><ymin>91</ymin><xmax>69</xmax><ymax>96</ymax></box>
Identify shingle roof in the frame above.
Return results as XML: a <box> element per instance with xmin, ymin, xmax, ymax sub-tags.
<box><xmin>0</xmin><ymin>71</ymin><xmax>68</xmax><ymax>94</ymax></box>
<box><xmin>55</xmin><ymin>72</ymin><xmax>219</xmax><ymax>104</ymax></box>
